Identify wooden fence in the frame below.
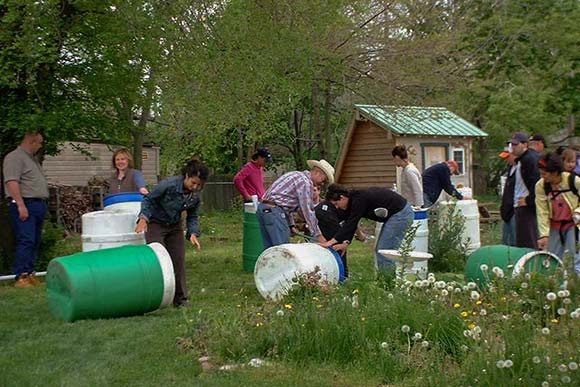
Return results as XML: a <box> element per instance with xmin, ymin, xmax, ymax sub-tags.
<box><xmin>201</xmin><ymin>175</ymin><xmax>238</xmax><ymax>213</ymax></box>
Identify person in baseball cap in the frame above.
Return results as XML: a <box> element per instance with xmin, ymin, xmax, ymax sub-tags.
<box><xmin>233</xmin><ymin>146</ymin><xmax>272</xmax><ymax>202</ymax></box>
<box><xmin>422</xmin><ymin>159</ymin><xmax>464</xmax><ymax>207</ymax></box>
<box><xmin>529</xmin><ymin>134</ymin><xmax>546</xmax><ymax>153</ymax></box>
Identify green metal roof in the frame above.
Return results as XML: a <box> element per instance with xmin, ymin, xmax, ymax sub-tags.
<box><xmin>355</xmin><ymin>104</ymin><xmax>488</xmax><ymax>137</ymax></box>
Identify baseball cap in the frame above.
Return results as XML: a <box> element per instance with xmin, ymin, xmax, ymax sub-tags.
<box><xmin>529</xmin><ymin>134</ymin><xmax>546</xmax><ymax>145</ymax></box>
<box><xmin>509</xmin><ymin>132</ymin><xmax>528</xmax><ymax>145</ymax></box>
<box><xmin>254</xmin><ymin>147</ymin><xmax>272</xmax><ymax>161</ymax></box>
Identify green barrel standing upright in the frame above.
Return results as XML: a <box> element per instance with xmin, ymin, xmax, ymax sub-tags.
<box><xmin>465</xmin><ymin>245</ymin><xmax>564</xmax><ymax>286</ymax></box>
<box><xmin>46</xmin><ymin>243</ymin><xmax>175</xmax><ymax>322</ymax></box>
<box><xmin>243</xmin><ymin>203</ymin><xmax>265</xmax><ymax>272</ymax></box>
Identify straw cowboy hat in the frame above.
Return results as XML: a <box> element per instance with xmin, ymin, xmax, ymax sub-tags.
<box><xmin>307</xmin><ymin>159</ymin><xmax>335</xmax><ymax>184</ymax></box>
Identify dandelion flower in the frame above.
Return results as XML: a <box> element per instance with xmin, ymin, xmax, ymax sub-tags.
<box><xmin>447</xmin><ymin>285</ymin><xmax>454</xmax><ymax>292</ymax></box>
<box><xmin>284</xmin><ymin>304</ymin><xmax>293</xmax><ymax>310</ymax></box>
<box><xmin>557</xmin><ymin>308</ymin><xmax>567</xmax><ymax>316</ymax></box>
<box><xmin>461</xmin><ymin>311</ymin><xmax>468</xmax><ymax>317</ymax></box>
<box><xmin>492</xmin><ymin>266</ymin><xmax>504</xmax><ymax>277</ymax></box>
<box><xmin>413</xmin><ymin>332</ymin><xmax>422</xmax><ymax>341</ymax></box>
<box><xmin>421</xmin><ymin>340</ymin><xmax>429</xmax><ymax>348</ymax></box>
<box><xmin>421</xmin><ymin>279</ymin><xmax>430</xmax><ymax>288</ymax></box>
<box><xmin>523</xmin><ymin>313</ymin><xmax>531</xmax><ymax>321</ymax></box>
<box><xmin>568</xmin><ymin>362</ymin><xmax>578</xmax><ymax>371</ymax></box>
<box><xmin>504</xmin><ymin>359</ymin><xmax>513</xmax><ymax>368</ymax></box>
<box><xmin>461</xmin><ymin>345</ymin><xmax>468</xmax><ymax>352</ymax></box>
<box><xmin>436</xmin><ymin>281</ymin><xmax>446</xmax><ymax>289</ymax></box>
<box><xmin>454</xmin><ymin>288</ymin><xmax>462</xmax><ymax>294</ymax></box>
<box><xmin>563</xmin><ymin>298</ymin><xmax>572</xmax><ymax>305</ymax></box>
<box><xmin>476</xmin><ymin>300</ymin><xmax>482</xmax><ymax>305</ymax></box>
<box><xmin>562</xmin><ymin>289</ymin><xmax>570</xmax><ymax>297</ymax></box>
<box><xmin>546</xmin><ymin>292</ymin><xmax>557</xmax><ymax>301</ymax></box>
<box><xmin>557</xmin><ymin>290</ymin><xmax>566</xmax><ymax>298</ymax></box>
<box><xmin>543</xmin><ymin>304</ymin><xmax>551</xmax><ymax>310</ymax></box>
<box><xmin>558</xmin><ymin>364</ymin><xmax>568</xmax><ymax>372</ymax></box>
<box><xmin>468</xmin><ymin>323</ymin><xmax>476</xmax><ymax>329</ymax></box>
<box><xmin>401</xmin><ymin>325</ymin><xmax>410</xmax><ymax>333</ymax></box>
<box><xmin>276</xmin><ymin>310</ymin><xmax>284</xmax><ymax>317</ymax></box>
<box><xmin>561</xmin><ymin>375</ymin><xmax>571</xmax><ymax>384</ymax></box>
<box><xmin>471</xmin><ymin>290</ymin><xmax>480</xmax><ymax>301</ymax></box>
<box><xmin>453</xmin><ymin>303</ymin><xmax>461</xmax><ymax>309</ymax></box>
<box><xmin>541</xmin><ymin>382</ymin><xmax>549</xmax><ymax>387</ymax></box>
<box><xmin>533</xmin><ymin>356</ymin><xmax>541</xmax><ymax>364</ymax></box>
<box><xmin>541</xmin><ymin>327</ymin><xmax>550</xmax><ymax>335</ymax></box>
<box><xmin>428</xmin><ymin>276</ymin><xmax>436</xmax><ymax>283</ymax></box>
<box><xmin>441</xmin><ymin>289</ymin><xmax>449</xmax><ymax>297</ymax></box>
<box><xmin>352</xmin><ymin>289</ymin><xmax>359</xmax><ymax>294</ymax></box>
<box><xmin>572</xmin><ymin>311</ymin><xmax>580</xmax><ymax>319</ymax></box>
<box><xmin>496</xmin><ymin>360</ymin><xmax>505</xmax><ymax>369</ymax></box>
<box><xmin>551</xmin><ymin>318</ymin><xmax>558</xmax><ymax>323</ymax></box>
<box><xmin>387</xmin><ymin>293</ymin><xmax>394</xmax><ymax>299</ymax></box>
<box><xmin>480</xmin><ymin>309</ymin><xmax>487</xmax><ymax>316</ymax></box>
<box><xmin>520</xmin><ymin>282</ymin><xmax>528</xmax><ymax>289</ymax></box>
<box><xmin>467</xmin><ymin>282</ymin><xmax>477</xmax><ymax>289</ymax></box>
<box><xmin>380</xmin><ymin>342</ymin><xmax>388</xmax><ymax>349</ymax></box>
<box><xmin>480</xmin><ymin>264</ymin><xmax>488</xmax><ymax>271</ymax></box>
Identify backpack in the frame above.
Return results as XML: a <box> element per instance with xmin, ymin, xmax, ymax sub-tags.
<box><xmin>544</xmin><ymin>172</ymin><xmax>580</xmax><ymax>198</ymax></box>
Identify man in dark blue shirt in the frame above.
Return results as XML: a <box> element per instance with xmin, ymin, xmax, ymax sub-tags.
<box><xmin>422</xmin><ymin>160</ymin><xmax>463</xmax><ymax>207</ymax></box>
<box><xmin>136</xmin><ymin>158</ymin><xmax>209</xmax><ymax>307</ymax></box>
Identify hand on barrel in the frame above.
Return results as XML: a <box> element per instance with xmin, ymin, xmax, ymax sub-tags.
<box><xmin>537</xmin><ymin>236</ymin><xmax>548</xmax><ymax>251</ymax></box>
<box><xmin>190</xmin><ymin>234</ymin><xmax>201</xmax><ymax>250</ymax></box>
<box><xmin>135</xmin><ymin>218</ymin><xmax>148</xmax><ymax>233</ymax></box>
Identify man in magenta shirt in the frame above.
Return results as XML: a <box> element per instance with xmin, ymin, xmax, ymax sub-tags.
<box><xmin>233</xmin><ymin>148</ymin><xmax>272</xmax><ymax>202</ymax></box>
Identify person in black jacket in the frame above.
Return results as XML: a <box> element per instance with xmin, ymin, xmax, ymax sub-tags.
<box><xmin>422</xmin><ymin>160</ymin><xmax>464</xmax><ymax>207</ymax></box>
<box><xmin>315</xmin><ymin>199</ymin><xmax>349</xmax><ymax>277</ymax></box>
<box><xmin>499</xmin><ymin>150</ymin><xmax>516</xmax><ymax>246</ymax></box>
<box><xmin>510</xmin><ymin>132</ymin><xmax>540</xmax><ymax>248</ymax></box>
<box><xmin>319</xmin><ymin>184</ymin><xmax>413</xmax><ymax>272</ymax></box>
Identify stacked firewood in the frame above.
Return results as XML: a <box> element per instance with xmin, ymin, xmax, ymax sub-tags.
<box><xmin>48</xmin><ymin>184</ymin><xmax>92</xmax><ymax>233</ymax></box>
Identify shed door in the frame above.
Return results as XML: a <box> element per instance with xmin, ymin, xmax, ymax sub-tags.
<box><xmin>423</xmin><ymin>145</ymin><xmax>447</xmax><ymax>169</ymax></box>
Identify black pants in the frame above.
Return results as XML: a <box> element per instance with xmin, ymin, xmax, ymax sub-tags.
<box><xmin>515</xmin><ymin>206</ymin><xmax>538</xmax><ymax>249</ymax></box>
<box><xmin>145</xmin><ymin>221</ymin><xmax>187</xmax><ymax>305</ymax></box>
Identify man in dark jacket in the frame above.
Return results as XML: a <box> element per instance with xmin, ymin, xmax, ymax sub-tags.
<box><xmin>499</xmin><ymin>150</ymin><xmax>516</xmax><ymax>246</ymax></box>
<box><xmin>510</xmin><ymin>132</ymin><xmax>540</xmax><ymax>248</ymax></box>
<box><xmin>422</xmin><ymin>160</ymin><xmax>463</xmax><ymax>207</ymax></box>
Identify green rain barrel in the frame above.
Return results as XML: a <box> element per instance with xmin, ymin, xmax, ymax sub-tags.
<box><xmin>465</xmin><ymin>245</ymin><xmax>564</xmax><ymax>286</ymax></box>
<box><xmin>46</xmin><ymin>243</ymin><xmax>175</xmax><ymax>322</ymax></box>
<box><xmin>243</xmin><ymin>203</ymin><xmax>265</xmax><ymax>272</ymax></box>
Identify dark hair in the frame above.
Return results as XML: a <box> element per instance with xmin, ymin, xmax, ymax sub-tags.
<box><xmin>182</xmin><ymin>158</ymin><xmax>210</xmax><ymax>181</ymax></box>
<box><xmin>324</xmin><ymin>183</ymin><xmax>349</xmax><ymax>201</ymax></box>
<box><xmin>538</xmin><ymin>152</ymin><xmax>563</xmax><ymax>173</ymax></box>
<box><xmin>391</xmin><ymin>145</ymin><xmax>408</xmax><ymax>159</ymax></box>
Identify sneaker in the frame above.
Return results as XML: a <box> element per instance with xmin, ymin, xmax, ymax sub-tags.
<box><xmin>374</xmin><ymin>207</ymin><xmax>388</xmax><ymax>218</ymax></box>
<box><xmin>174</xmin><ymin>299</ymin><xmax>190</xmax><ymax>308</ymax></box>
<box><xmin>14</xmin><ymin>274</ymin><xmax>33</xmax><ymax>288</ymax></box>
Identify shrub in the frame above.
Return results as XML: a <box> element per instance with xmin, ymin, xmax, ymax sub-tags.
<box><xmin>428</xmin><ymin>200</ymin><xmax>471</xmax><ymax>273</ymax></box>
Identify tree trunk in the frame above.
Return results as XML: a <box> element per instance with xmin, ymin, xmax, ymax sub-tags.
<box><xmin>322</xmin><ymin>80</ymin><xmax>332</xmax><ymax>160</ymax></box>
<box><xmin>312</xmin><ymin>82</ymin><xmax>323</xmax><ymax>158</ymax></box>
<box><xmin>132</xmin><ymin>73</ymin><xmax>156</xmax><ymax>170</ymax></box>
<box><xmin>292</xmin><ymin>109</ymin><xmax>305</xmax><ymax>169</ymax></box>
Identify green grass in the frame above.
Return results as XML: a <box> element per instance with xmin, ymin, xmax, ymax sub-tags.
<box><xmin>1</xmin><ymin>210</ymin><xmax>577</xmax><ymax>387</ymax></box>
<box><xmin>0</xmin><ymin>211</ymin><xmax>381</xmax><ymax>387</ymax></box>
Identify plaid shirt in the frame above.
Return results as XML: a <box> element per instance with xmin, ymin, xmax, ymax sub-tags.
<box><xmin>263</xmin><ymin>171</ymin><xmax>320</xmax><ymax>236</ymax></box>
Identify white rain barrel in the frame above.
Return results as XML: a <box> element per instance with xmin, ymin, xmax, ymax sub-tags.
<box><xmin>439</xmin><ymin>199</ymin><xmax>480</xmax><ymax>253</ymax></box>
<box><xmin>81</xmin><ymin>210</ymin><xmax>145</xmax><ymax>252</ymax></box>
<box><xmin>103</xmin><ymin>192</ymin><xmax>143</xmax><ymax>222</ymax></box>
<box><xmin>410</xmin><ymin>208</ymin><xmax>429</xmax><ymax>278</ymax></box>
<box><xmin>254</xmin><ymin>243</ymin><xmax>345</xmax><ymax>300</ymax></box>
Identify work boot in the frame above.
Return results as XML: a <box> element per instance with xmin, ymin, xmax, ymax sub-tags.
<box><xmin>14</xmin><ymin>274</ymin><xmax>33</xmax><ymax>288</ymax></box>
<box><xmin>28</xmin><ymin>272</ymin><xmax>40</xmax><ymax>286</ymax></box>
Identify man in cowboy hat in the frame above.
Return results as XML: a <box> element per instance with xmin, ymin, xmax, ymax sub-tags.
<box><xmin>257</xmin><ymin>159</ymin><xmax>334</xmax><ymax>248</ymax></box>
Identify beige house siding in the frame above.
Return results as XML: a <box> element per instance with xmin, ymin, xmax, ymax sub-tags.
<box><xmin>43</xmin><ymin>142</ymin><xmax>159</xmax><ymax>186</ymax></box>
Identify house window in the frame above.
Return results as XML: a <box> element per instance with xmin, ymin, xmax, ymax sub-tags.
<box><xmin>421</xmin><ymin>144</ymin><xmax>449</xmax><ymax>171</ymax></box>
<box><xmin>452</xmin><ymin>148</ymin><xmax>465</xmax><ymax>175</ymax></box>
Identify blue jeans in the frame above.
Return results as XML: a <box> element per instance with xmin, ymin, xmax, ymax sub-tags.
<box><xmin>376</xmin><ymin>203</ymin><xmax>414</xmax><ymax>271</ymax></box>
<box><xmin>501</xmin><ymin>216</ymin><xmax>516</xmax><ymax>246</ymax></box>
<box><xmin>9</xmin><ymin>199</ymin><xmax>47</xmax><ymax>278</ymax></box>
<box><xmin>256</xmin><ymin>203</ymin><xmax>290</xmax><ymax>249</ymax></box>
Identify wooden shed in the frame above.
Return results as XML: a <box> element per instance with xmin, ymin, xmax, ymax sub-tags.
<box><xmin>43</xmin><ymin>142</ymin><xmax>160</xmax><ymax>186</ymax></box>
<box><xmin>335</xmin><ymin>105</ymin><xmax>488</xmax><ymax>190</ymax></box>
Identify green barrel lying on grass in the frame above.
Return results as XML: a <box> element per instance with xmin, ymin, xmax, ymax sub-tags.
<box><xmin>46</xmin><ymin>243</ymin><xmax>175</xmax><ymax>322</ymax></box>
<box><xmin>243</xmin><ymin>203</ymin><xmax>264</xmax><ymax>272</ymax></box>
<box><xmin>465</xmin><ymin>245</ymin><xmax>564</xmax><ymax>286</ymax></box>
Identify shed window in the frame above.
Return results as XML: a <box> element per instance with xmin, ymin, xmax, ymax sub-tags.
<box><xmin>452</xmin><ymin>148</ymin><xmax>465</xmax><ymax>175</ymax></box>
<box><xmin>422</xmin><ymin>145</ymin><xmax>448</xmax><ymax>170</ymax></box>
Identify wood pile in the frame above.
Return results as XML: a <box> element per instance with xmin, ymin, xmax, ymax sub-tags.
<box><xmin>48</xmin><ymin>184</ymin><xmax>93</xmax><ymax>233</ymax></box>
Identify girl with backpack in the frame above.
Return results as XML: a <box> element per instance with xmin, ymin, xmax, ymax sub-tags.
<box><xmin>535</xmin><ymin>152</ymin><xmax>580</xmax><ymax>275</ymax></box>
